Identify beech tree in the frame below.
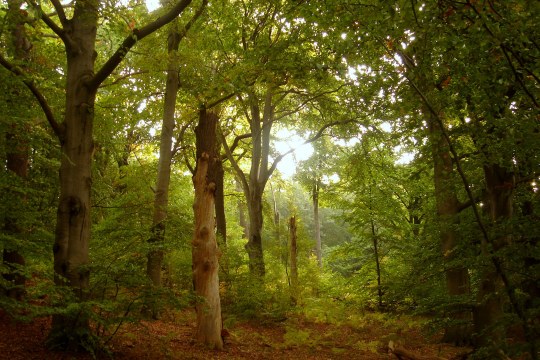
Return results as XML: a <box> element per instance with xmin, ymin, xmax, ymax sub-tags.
<box><xmin>0</xmin><ymin>0</ymin><xmax>538</xmax><ymax>358</ymax></box>
<box><xmin>378</xmin><ymin>0</ymin><xmax>539</xmax><ymax>353</ymax></box>
<box><xmin>1</xmin><ymin>0</ymin><xmax>196</xmax><ymax>348</ymax></box>
<box><xmin>1</xmin><ymin>0</ymin><xmax>31</xmax><ymax>300</ymax></box>
<box><xmin>146</xmin><ymin>0</ymin><xmax>207</xmax><ymax>318</ymax></box>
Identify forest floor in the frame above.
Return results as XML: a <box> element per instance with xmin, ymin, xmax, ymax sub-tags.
<box><xmin>0</xmin><ymin>308</ymin><xmax>472</xmax><ymax>359</ymax></box>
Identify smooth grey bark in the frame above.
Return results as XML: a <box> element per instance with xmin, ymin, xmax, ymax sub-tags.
<box><xmin>220</xmin><ymin>87</ymin><xmax>276</xmax><ymax>277</ymax></box>
<box><xmin>146</xmin><ymin>0</ymin><xmax>207</xmax><ymax>302</ymax></box>
<box><xmin>0</xmin><ymin>0</ymin><xmax>194</xmax><ymax>349</ymax></box>
<box><xmin>145</xmin><ymin>20</ymin><xmax>181</xmax><ymax>318</ymax></box>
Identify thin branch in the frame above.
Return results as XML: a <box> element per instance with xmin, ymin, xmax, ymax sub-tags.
<box><xmin>410</xmin><ymin>0</ymin><xmax>420</xmax><ymax>27</ymax></box>
<box><xmin>49</xmin><ymin>0</ymin><xmax>68</xmax><ymax>26</ymax></box>
<box><xmin>500</xmin><ymin>46</ymin><xmax>539</xmax><ymax>108</ymax></box>
<box><xmin>27</xmin><ymin>0</ymin><xmax>71</xmax><ymax>46</ymax></box>
<box><xmin>229</xmin><ymin>133</ymin><xmax>252</xmax><ymax>154</ymax></box>
<box><xmin>274</xmin><ymin>84</ymin><xmax>348</xmax><ymax>121</ymax></box>
<box><xmin>218</xmin><ymin>126</ymin><xmax>250</xmax><ymax>196</ymax></box>
<box><xmin>266</xmin><ymin>119</ymin><xmax>357</xmax><ymax>180</ymax></box>
<box><xmin>178</xmin><ymin>0</ymin><xmax>208</xmax><ymax>39</ymax></box>
<box><xmin>0</xmin><ymin>54</ymin><xmax>63</xmax><ymax>140</ymax></box>
<box><xmin>206</xmin><ymin>91</ymin><xmax>236</xmax><ymax>109</ymax></box>
<box><xmin>90</xmin><ymin>0</ymin><xmax>195</xmax><ymax>89</ymax></box>
<box><xmin>172</xmin><ymin>120</ymin><xmax>192</xmax><ymax>157</ymax></box>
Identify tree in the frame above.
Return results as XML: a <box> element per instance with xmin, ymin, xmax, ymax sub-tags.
<box><xmin>383</xmin><ymin>0</ymin><xmax>539</xmax><ymax>354</ymax></box>
<box><xmin>146</xmin><ymin>0</ymin><xmax>207</xmax><ymax>318</ymax></box>
<box><xmin>1</xmin><ymin>0</ymin><xmax>32</xmax><ymax>300</ymax></box>
<box><xmin>1</xmin><ymin>0</ymin><xmax>195</xmax><ymax>348</ymax></box>
<box><xmin>192</xmin><ymin>107</ymin><xmax>223</xmax><ymax>349</ymax></box>
<box><xmin>296</xmin><ymin>138</ymin><xmax>342</xmax><ymax>268</ymax></box>
<box><xmin>288</xmin><ymin>215</ymin><xmax>298</xmax><ymax>304</ymax></box>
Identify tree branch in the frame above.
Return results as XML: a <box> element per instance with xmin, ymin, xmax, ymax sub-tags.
<box><xmin>89</xmin><ymin>0</ymin><xmax>196</xmax><ymax>89</ymax></box>
<box><xmin>49</xmin><ymin>0</ymin><xmax>68</xmax><ymax>26</ymax></box>
<box><xmin>218</xmin><ymin>126</ymin><xmax>250</xmax><ymax>197</ymax></box>
<box><xmin>274</xmin><ymin>84</ymin><xmax>347</xmax><ymax>121</ymax></box>
<box><xmin>0</xmin><ymin>55</ymin><xmax>63</xmax><ymax>140</ymax></box>
<box><xmin>179</xmin><ymin>0</ymin><xmax>207</xmax><ymax>39</ymax></box>
<box><xmin>27</xmin><ymin>0</ymin><xmax>71</xmax><ymax>46</ymax></box>
<box><xmin>229</xmin><ymin>133</ymin><xmax>252</xmax><ymax>154</ymax></box>
<box><xmin>500</xmin><ymin>45</ymin><xmax>539</xmax><ymax>108</ymax></box>
<box><xmin>266</xmin><ymin>119</ymin><xmax>356</xmax><ymax>180</ymax></box>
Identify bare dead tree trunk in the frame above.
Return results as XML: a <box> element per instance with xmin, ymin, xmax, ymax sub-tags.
<box><xmin>192</xmin><ymin>108</ymin><xmax>223</xmax><ymax>349</ymax></box>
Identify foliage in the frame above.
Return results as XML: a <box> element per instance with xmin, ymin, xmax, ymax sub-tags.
<box><xmin>0</xmin><ymin>0</ymin><xmax>538</xmax><ymax>358</ymax></box>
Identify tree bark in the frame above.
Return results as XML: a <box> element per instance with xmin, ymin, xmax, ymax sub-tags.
<box><xmin>312</xmin><ymin>179</ymin><xmax>322</xmax><ymax>268</ymax></box>
<box><xmin>42</xmin><ymin>0</ymin><xmax>194</xmax><ymax>348</ymax></box>
<box><xmin>236</xmin><ymin>177</ymin><xmax>249</xmax><ymax>240</ymax></box>
<box><xmin>146</xmin><ymin>21</ymin><xmax>182</xmax><ymax>317</ymax></box>
<box><xmin>245</xmin><ymin>186</ymin><xmax>265</xmax><ymax>277</ymax></box>
<box><xmin>473</xmin><ymin>163</ymin><xmax>514</xmax><ymax>347</ymax></box>
<box><xmin>288</xmin><ymin>215</ymin><xmax>298</xmax><ymax>304</ymax></box>
<box><xmin>192</xmin><ymin>108</ymin><xmax>223</xmax><ymax>349</ymax></box>
<box><xmin>145</xmin><ymin>23</ymin><xmax>180</xmax><ymax>317</ymax></box>
<box><xmin>215</xmin><ymin>156</ymin><xmax>227</xmax><ymax>248</ymax></box>
<box><xmin>48</xmin><ymin>1</ymin><xmax>99</xmax><ymax>348</ymax></box>
<box><xmin>370</xmin><ymin>218</ymin><xmax>383</xmax><ymax>309</ymax></box>
<box><xmin>428</xmin><ymin>115</ymin><xmax>471</xmax><ymax>345</ymax></box>
<box><xmin>0</xmin><ymin>0</ymin><xmax>195</xmax><ymax>349</ymax></box>
<box><xmin>2</xmin><ymin>0</ymin><xmax>30</xmax><ymax>300</ymax></box>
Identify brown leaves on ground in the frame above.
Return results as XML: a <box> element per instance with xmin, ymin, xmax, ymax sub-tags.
<box><xmin>0</xmin><ymin>309</ymin><xmax>470</xmax><ymax>359</ymax></box>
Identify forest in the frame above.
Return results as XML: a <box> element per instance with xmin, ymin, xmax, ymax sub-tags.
<box><xmin>0</xmin><ymin>0</ymin><xmax>538</xmax><ymax>359</ymax></box>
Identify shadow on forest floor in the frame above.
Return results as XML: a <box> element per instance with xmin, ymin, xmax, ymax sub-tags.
<box><xmin>0</xmin><ymin>309</ymin><xmax>471</xmax><ymax>359</ymax></box>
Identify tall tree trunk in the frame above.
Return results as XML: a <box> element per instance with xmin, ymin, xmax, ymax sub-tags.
<box><xmin>246</xmin><ymin>188</ymin><xmax>265</xmax><ymax>277</ymax></box>
<box><xmin>3</xmin><ymin>129</ymin><xmax>28</xmax><ymax>300</ymax></box>
<box><xmin>236</xmin><ymin>177</ymin><xmax>249</xmax><ymax>240</ymax></box>
<box><xmin>312</xmin><ymin>179</ymin><xmax>322</xmax><ymax>268</ymax></box>
<box><xmin>474</xmin><ymin>163</ymin><xmax>514</xmax><ymax>347</ymax></box>
<box><xmin>429</xmin><ymin>116</ymin><xmax>471</xmax><ymax>345</ymax></box>
<box><xmin>288</xmin><ymin>215</ymin><xmax>298</xmax><ymax>304</ymax></box>
<box><xmin>146</xmin><ymin>21</ymin><xmax>181</xmax><ymax>317</ymax></box>
<box><xmin>47</xmin><ymin>0</ymin><xmax>194</xmax><ymax>348</ymax></box>
<box><xmin>215</xmin><ymin>157</ymin><xmax>227</xmax><ymax>247</ymax></box>
<box><xmin>215</xmin><ymin>148</ymin><xmax>228</xmax><ymax>281</ymax></box>
<box><xmin>0</xmin><ymin>0</ymin><xmax>195</xmax><ymax>349</ymax></box>
<box><xmin>241</xmin><ymin>88</ymin><xmax>275</xmax><ymax>277</ymax></box>
<box><xmin>370</xmin><ymin>218</ymin><xmax>383</xmax><ymax>309</ymax></box>
<box><xmin>2</xmin><ymin>0</ymin><xmax>30</xmax><ymax>300</ymax></box>
<box><xmin>192</xmin><ymin>108</ymin><xmax>223</xmax><ymax>349</ymax></box>
<box><xmin>49</xmin><ymin>1</ymin><xmax>99</xmax><ymax>348</ymax></box>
